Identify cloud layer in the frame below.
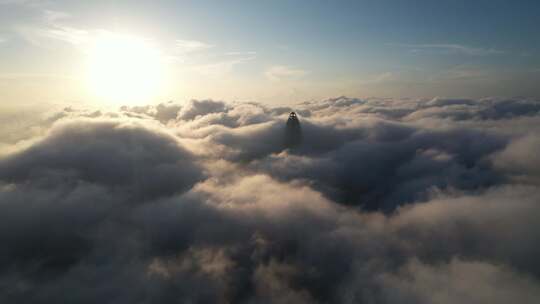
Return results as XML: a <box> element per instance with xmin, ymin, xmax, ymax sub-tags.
<box><xmin>1</xmin><ymin>96</ymin><xmax>540</xmax><ymax>303</ymax></box>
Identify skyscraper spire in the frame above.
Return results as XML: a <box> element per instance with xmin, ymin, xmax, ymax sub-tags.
<box><xmin>285</xmin><ymin>112</ymin><xmax>302</xmax><ymax>148</ymax></box>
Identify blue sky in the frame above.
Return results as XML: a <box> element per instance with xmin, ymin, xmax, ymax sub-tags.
<box><xmin>1</xmin><ymin>0</ymin><xmax>539</xmax><ymax>106</ymax></box>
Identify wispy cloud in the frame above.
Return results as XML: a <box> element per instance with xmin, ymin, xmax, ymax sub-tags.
<box><xmin>38</xmin><ymin>25</ymin><xmax>89</xmax><ymax>46</ymax></box>
<box><xmin>429</xmin><ymin>64</ymin><xmax>494</xmax><ymax>83</ymax></box>
<box><xmin>43</xmin><ymin>10</ymin><xmax>70</xmax><ymax>23</ymax></box>
<box><xmin>164</xmin><ymin>39</ymin><xmax>215</xmax><ymax>63</ymax></box>
<box><xmin>16</xmin><ymin>9</ymin><xmax>251</xmax><ymax>79</ymax></box>
<box><xmin>265</xmin><ymin>65</ymin><xmax>307</xmax><ymax>81</ymax></box>
<box><xmin>357</xmin><ymin>72</ymin><xmax>396</xmax><ymax>85</ymax></box>
<box><xmin>391</xmin><ymin>43</ymin><xmax>504</xmax><ymax>56</ymax></box>
<box><xmin>16</xmin><ymin>9</ymin><xmax>90</xmax><ymax>48</ymax></box>
<box><xmin>175</xmin><ymin>39</ymin><xmax>214</xmax><ymax>53</ymax></box>
<box><xmin>225</xmin><ymin>51</ymin><xmax>257</xmax><ymax>56</ymax></box>
<box><xmin>192</xmin><ymin>55</ymin><xmax>255</xmax><ymax>77</ymax></box>
<box><xmin>0</xmin><ymin>0</ymin><xmax>43</xmax><ymax>6</ymax></box>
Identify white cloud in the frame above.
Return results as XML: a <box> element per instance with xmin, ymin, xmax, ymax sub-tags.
<box><xmin>225</xmin><ymin>51</ymin><xmax>257</xmax><ymax>56</ymax></box>
<box><xmin>175</xmin><ymin>39</ymin><xmax>214</xmax><ymax>53</ymax></box>
<box><xmin>191</xmin><ymin>55</ymin><xmax>255</xmax><ymax>77</ymax></box>
<box><xmin>39</xmin><ymin>25</ymin><xmax>89</xmax><ymax>46</ymax></box>
<box><xmin>265</xmin><ymin>65</ymin><xmax>307</xmax><ymax>81</ymax></box>
<box><xmin>16</xmin><ymin>9</ymin><xmax>89</xmax><ymax>47</ymax></box>
<box><xmin>43</xmin><ymin>10</ymin><xmax>70</xmax><ymax>23</ymax></box>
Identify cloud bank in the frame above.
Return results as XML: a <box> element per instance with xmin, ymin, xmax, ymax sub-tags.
<box><xmin>1</xmin><ymin>96</ymin><xmax>540</xmax><ymax>303</ymax></box>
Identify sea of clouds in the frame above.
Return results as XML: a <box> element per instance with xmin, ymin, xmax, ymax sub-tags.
<box><xmin>1</xmin><ymin>96</ymin><xmax>540</xmax><ymax>303</ymax></box>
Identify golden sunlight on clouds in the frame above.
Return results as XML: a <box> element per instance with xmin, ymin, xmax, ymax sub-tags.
<box><xmin>85</xmin><ymin>32</ymin><xmax>164</xmax><ymax>106</ymax></box>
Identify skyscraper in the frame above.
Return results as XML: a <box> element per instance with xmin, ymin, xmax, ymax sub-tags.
<box><xmin>285</xmin><ymin>112</ymin><xmax>302</xmax><ymax>148</ymax></box>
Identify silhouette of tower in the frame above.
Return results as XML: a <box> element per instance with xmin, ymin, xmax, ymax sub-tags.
<box><xmin>285</xmin><ymin>112</ymin><xmax>302</xmax><ymax>148</ymax></box>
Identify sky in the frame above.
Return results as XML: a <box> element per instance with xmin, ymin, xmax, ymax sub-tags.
<box><xmin>1</xmin><ymin>0</ymin><xmax>540</xmax><ymax>108</ymax></box>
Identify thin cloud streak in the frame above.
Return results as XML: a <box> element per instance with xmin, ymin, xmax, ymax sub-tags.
<box><xmin>265</xmin><ymin>65</ymin><xmax>308</xmax><ymax>81</ymax></box>
<box><xmin>175</xmin><ymin>39</ymin><xmax>214</xmax><ymax>53</ymax></box>
<box><xmin>391</xmin><ymin>43</ymin><xmax>505</xmax><ymax>56</ymax></box>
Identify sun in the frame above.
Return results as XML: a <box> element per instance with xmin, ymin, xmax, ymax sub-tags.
<box><xmin>85</xmin><ymin>32</ymin><xmax>164</xmax><ymax>106</ymax></box>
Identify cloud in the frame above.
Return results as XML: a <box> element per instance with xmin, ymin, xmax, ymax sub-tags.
<box><xmin>358</xmin><ymin>72</ymin><xmax>395</xmax><ymax>85</ymax></box>
<box><xmin>43</xmin><ymin>10</ymin><xmax>70</xmax><ymax>23</ymax></box>
<box><xmin>379</xmin><ymin>258</ymin><xmax>540</xmax><ymax>304</ymax></box>
<box><xmin>0</xmin><ymin>0</ymin><xmax>42</xmax><ymax>5</ymax></box>
<box><xmin>175</xmin><ymin>39</ymin><xmax>214</xmax><ymax>53</ymax></box>
<box><xmin>1</xmin><ymin>96</ymin><xmax>540</xmax><ymax>302</ymax></box>
<box><xmin>492</xmin><ymin>134</ymin><xmax>540</xmax><ymax>183</ymax></box>
<box><xmin>39</xmin><ymin>25</ymin><xmax>89</xmax><ymax>45</ymax></box>
<box><xmin>265</xmin><ymin>65</ymin><xmax>308</xmax><ymax>81</ymax></box>
<box><xmin>177</xmin><ymin>99</ymin><xmax>228</xmax><ymax>121</ymax></box>
<box><xmin>0</xmin><ymin>119</ymin><xmax>204</xmax><ymax>200</ymax></box>
<box><xmin>225</xmin><ymin>51</ymin><xmax>257</xmax><ymax>56</ymax></box>
<box><xmin>392</xmin><ymin>43</ymin><xmax>504</xmax><ymax>56</ymax></box>
<box><xmin>192</xmin><ymin>55</ymin><xmax>256</xmax><ymax>77</ymax></box>
<box><xmin>12</xmin><ymin>8</ymin><xmax>92</xmax><ymax>48</ymax></box>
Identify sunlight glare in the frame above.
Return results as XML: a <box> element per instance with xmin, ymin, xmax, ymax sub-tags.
<box><xmin>85</xmin><ymin>32</ymin><xmax>163</xmax><ymax>106</ymax></box>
